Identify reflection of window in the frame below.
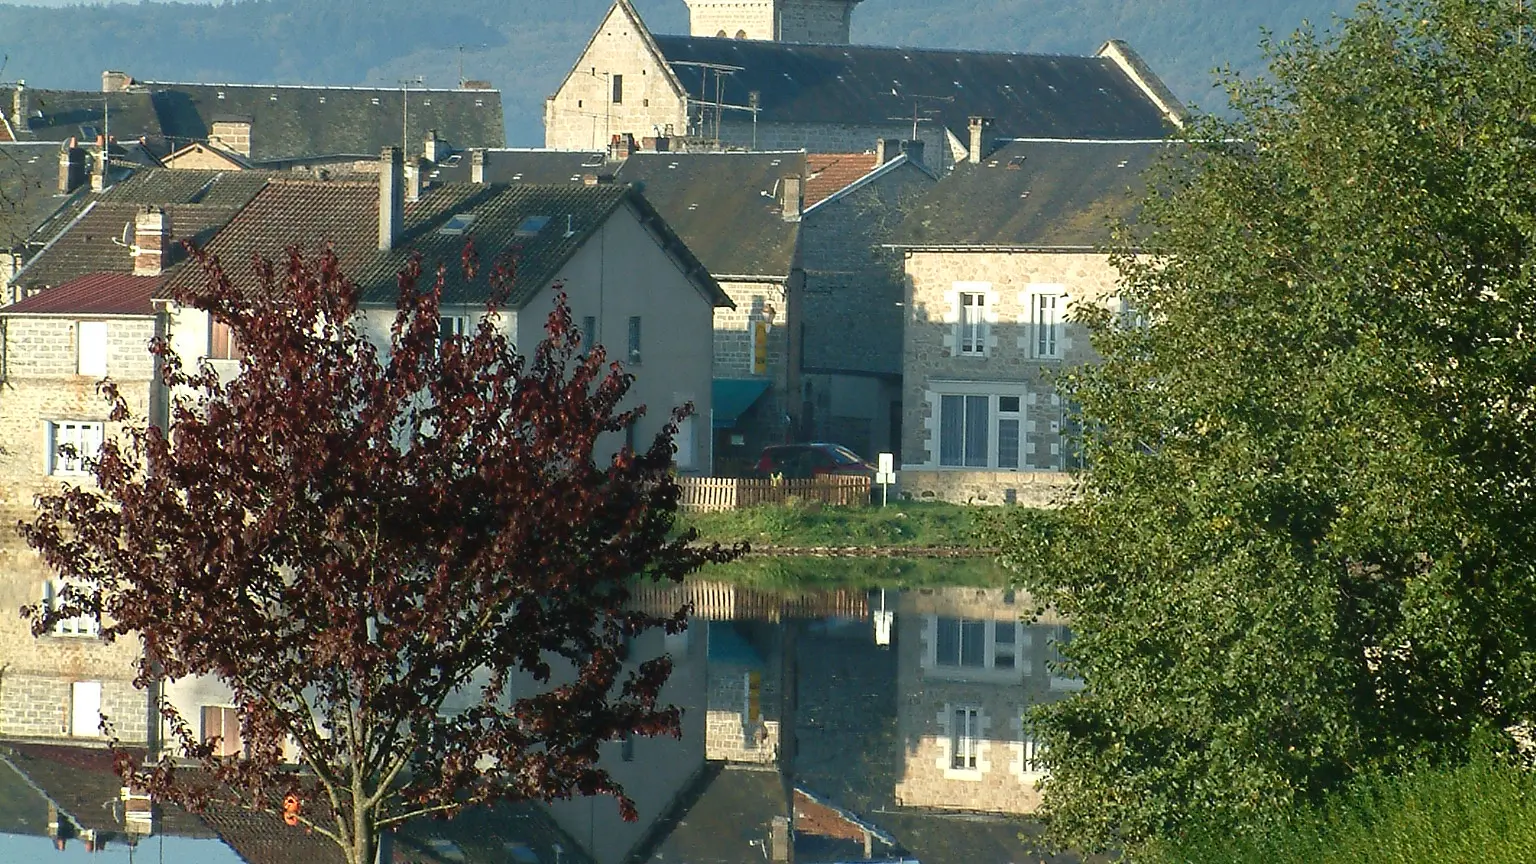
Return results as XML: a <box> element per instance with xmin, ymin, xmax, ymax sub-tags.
<box><xmin>202</xmin><ymin>705</ymin><xmax>243</xmax><ymax>758</ymax></box>
<box><xmin>621</xmin><ymin>732</ymin><xmax>635</xmax><ymax>762</ymax></box>
<box><xmin>1021</xmin><ymin>736</ymin><xmax>1047</xmax><ymax>775</ymax></box>
<box><xmin>43</xmin><ymin>578</ymin><xmax>100</xmax><ymax>637</ymax></box>
<box><xmin>209</xmin><ymin>319</ymin><xmax>243</xmax><ymax>361</ymax></box>
<box><xmin>950</xmin><ymin>706</ymin><xmax>980</xmax><ymax>770</ymax></box>
<box><xmin>933</xmin><ymin>616</ymin><xmax>1023</xmax><ymax>672</ymax></box>
<box><xmin>1048</xmin><ymin>624</ymin><xmax>1084</xmax><ymax>691</ymax></box>
<box><xmin>47</xmin><ymin>421</ymin><xmax>104</xmax><ymax>476</ymax></box>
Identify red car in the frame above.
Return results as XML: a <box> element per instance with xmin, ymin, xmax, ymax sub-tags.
<box><xmin>754</xmin><ymin>443</ymin><xmax>876</xmax><ymax>480</ymax></box>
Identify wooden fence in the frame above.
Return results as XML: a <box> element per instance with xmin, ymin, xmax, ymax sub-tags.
<box><xmin>677</xmin><ymin>475</ymin><xmax>872</xmax><ymax>512</ymax></box>
<box><xmin>629</xmin><ymin>581</ymin><xmax>871</xmax><ymax>621</ymax></box>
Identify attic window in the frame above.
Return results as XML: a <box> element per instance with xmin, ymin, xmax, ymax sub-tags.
<box><xmin>217</xmin><ymin>91</ymin><xmax>225</xmax><ymax>100</ymax></box>
<box><xmin>319</xmin><ymin>96</ymin><xmax>326</xmax><ymax>104</ymax></box>
<box><xmin>372</xmin><ymin>97</ymin><xmax>381</xmax><ymax>105</ymax></box>
<box><xmin>1117</xmin><ymin>160</ymin><xmax>1129</xmax><ymax>168</ymax></box>
<box><xmin>269</xmin><ymin>93</ymin><xmax>278</xmax><ymax>101</ymax></box>
<box><xmin>514</xmin><ymin>215</ymin><xmax>551</xmax><ymax>237</ymax></box>
<box><xmin>423</xmin><ymin>98</ymin><xmax>432</xmax><ymax>106</ymax></box>
<box><xmin>1008</xmin><ymin>156</ymin><xmax>1026</xmax><ymax>169</ymax></box>
<box><xmin>475</xmin><ymin>99</ymin><xmax>484</xmax><ymax>107</ymax></box>
<box><xmin>512</xmin><ymin>173</ymin><xmax>525</xmax><ymax>180</ymax></box>
<box><xmin>439</xmin><ymin>213</ymin><xmax>478</xmax><ymax>236</ymax></box>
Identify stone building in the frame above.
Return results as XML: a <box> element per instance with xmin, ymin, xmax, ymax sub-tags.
<box><xmin>545</xmin><ymin>1</ymin><xmax>1183</xmax><ymax>168</ymax></box>
<box><xmin>891</xmin><ymin>587</ymin><xmax>1078</xmax><ymax>815</ymax></box>
<box><xmin>798</xmin><ymin>141</ymin><xmax>935</xmax><ymax>459</ymax></box>
<box><xmin>462</xmin><ymin>147</ymin><xmax>806</xmax><ymax>472</ymax></box>
<box><xmin>890</xmin><ymin>137</ymin><xmax>1166</xmax><ymax>504</ymax></box>
<box><xmin>683</xmin><ymin>0</ymin><xmax>862</xmax><ymax>43</ymax></box>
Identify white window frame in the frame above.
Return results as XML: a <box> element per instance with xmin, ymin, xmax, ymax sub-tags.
<box><xmin>958</xmin><ymin>291</ymin><xmax>987</xmax><ymax>356</ymax></box>
<box><xmin>46</xmin><ymin>420</ymin><xmax>105</xmax><ymax>476</ymax></box>
<box><xmin>1013</xmin><ymin>714</ymin><xmax>1049</xmax><ymax>782</ymax></box>
<box><xmin>937</xmin><ymin>704</ymin><xmax>989</xmax><ymax>780</ymax></box>
<box><xmin>922</xmin><ymin>614</ymin><xmax>1029</xmax><ymax>681</ymax></box>
<box><xmin>927</xmin><ymin>381</ymin><xmax>1030</xmax><ymax>471</ymax></box>
<box><xmin>438</xmin><ymin>315</ymin><xmax>469</xmax><ymax>342</ymax></box>
<box><xmin>201</xmin><ymin>704</ymin><xmax>244</xmax><ymax>758</ymax></box>
<box><xmin>1022</xmin><ymin>285</ymin><xmax>1067</xmax><ymax>360</ymax></box>
<box><xmin>1048</xmin><ymin>623</ymin><xmax>1085</xmax><ymax>691</ymax></box>
<box><xmin>43</xmin><ymin>578</ymin><xmax>101</xmax><ymax>637</ymax></box>
<box><xmin>77</xmin><ymin>320</ymin><xmax>108</xmax><ymax>377</ymax></box>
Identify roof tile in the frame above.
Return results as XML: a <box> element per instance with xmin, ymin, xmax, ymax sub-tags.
<box><xmin>1</xmin><ymin>272</ymin><xmax>161</xmax><ymax>315</ymax></box>
<box><xmin>805</xmin><ymin>153</ymin><xmax>878</xmax><ymax>207</ymax></box>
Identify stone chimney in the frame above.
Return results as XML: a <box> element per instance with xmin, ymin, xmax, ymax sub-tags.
<box><xmin>58</xmin><ymin>141</ymin><xmax>86</xmax><ymax>195</ymax></box>
<box><xmin>209</xmin><ymin>118</ymin><xmax>253</xmax><ymax>158</ymax></box>
<box><xmin>91</xmin><ymin>146</ymin><xmax>110</xmax><ymax>192</ymax></box>
<box><xmin>874</xmin><ymin>137</ymin><xmax>901</xmax><ymax>165</ymax></box>
<box><xmin>769</xmin><ymin>816</ymin><xmax>792</xmax><ymax>863</ymax></box>
<box><xmin>11</xmin><ymin>81</ymin><xmax>29</xmax><ymax>132</ymax></box>
<box><xmin>608</xmin><ymin>133</ymin><xmax>636</xmax><ymax>161</ymax></box>
<box><xmin>470</xmin><ymin>148</ymin><xmax>486</xmax><ymax>184</ymax></box>
<box><xmin>379</xmin><ymin>147</ymin><xmax>403</xmax><ymax>251</ymax></box>
<box><xmin>423</xmin><ymin>129</ymin><xmax>447</xmax><ymax>164</ymax></box>
<box><xmin>968</xmin><ymin>116</ymin><xmax>992</xmax><ymax>164</ymax></box>
<box><xmin>132</xmin><ymin>207</ymin><xmax>171</xmax><ymax>277</ymax></box>
<box><xmin>899</xmin><ymin>138</ymin><xmax>924</xmax><ymax>167</ymax></box>
<box><xmin>101</xmin><ymin>70</ymin><xmax>133</xmax><ymax>93</ymax></box>
<box><xmin>642</xmin><ymin>135</ymin><xmax>671</xmax><ymax>153</ymax></box>
<box><xmin>780</xmin><ymin>175</ymin><xmax>803</xmax><ymax>220</ymax></box>
<box><xmin>405</xmin><ymin>156</ymin><xmax>426</xmax><ymax>203</ymax></box>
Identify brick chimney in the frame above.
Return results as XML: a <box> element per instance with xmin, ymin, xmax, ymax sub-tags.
<box><xmin>608</xmin><ymin>133</ymin><xmax>636</xmax><ymax>162</ymax></box>
<box><xmin>423</xmin><ymin>129</ymin><xmax>447</xmax><ymax>164</ymax></box>
<box><xmin>470</xmin><ymin>148</ymin><xmax>486</xmax><ymax>184</ymax></box>
<box><xmin>58</xmin><ymin>140</ymin><xmax>85</xmax><ymax>194</ymax></box>
<box><xmin>209</xmin><ymin>118</ymin><xmax>253</xmax><ymax>158</ymax></box>
<box><xmin>968</xmin><ymin>116</ymin><xmax>992</xmax><ymax>164</ymax></box>
<box><xmin>379</xmin><ymin>146</ymin><xmax>403</xmax><ymax>251</ymax></box>
<box><xmin>11</xmin><ymin>81</ymin><xmax>29</xmax><ymax>132</ymax></box>
<box><xmin>91</xmin><ymin>146</ymin><xmax>110</xmax><ymax>191</ymax></box>
<box><xmin>132</xmin><ymin>207</ymin><xmax>171</xmax><ymax>276</ymax></box>
<box><xmin>780</xmin><ymin>175</ymin><xmax>803</xmax><ymax>221</ymax></box>
<box><xmin>101</xmin><ymin>70</ymin><xmax>133</xmax><ymax>93</ymax></box>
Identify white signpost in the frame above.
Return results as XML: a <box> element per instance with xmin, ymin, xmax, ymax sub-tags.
<box><xmin>876</xmin><ymin>453</ymin><xmax>896</xmax><ymax>507</ymax></box>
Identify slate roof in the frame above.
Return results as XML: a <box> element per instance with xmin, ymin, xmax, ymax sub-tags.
<box><xmin>444</xmin><ymin>148</ymin><xmax>608</xmax><ymax>185</ymax></box>
<box><xmin>650</xmin><ymin>36</ymin><xmax>1176</xmax><ymax>140</ymax></box>
<box><xmin>144</xmin><ymin>83</ymin><xmax>506</xmax><ymax>164</ymax></box>
<box><xmin>891</xmin><ymin>139</ymin><xmax>1169</xmax><ymax>248</ymax></box>
<box><xmin>611</xmin><ymin>151</ymin><xmax>804</xmax><ymax>278</ymax></box>
<box><xmin>162</xmin><ymin>179</ymin><xmax>729</xmax><ymax>311</ymax></box>
<box><xmin>0</xmin><ymin>87</ymin><xmax>167</xmax><ymax>148</ymax></box>
<box><xmin>12</xmin><ymin>201</ymin><xmax>242</xmax><ymax>290</ymax></box>
<box><xmin>0</xmin><ymin>142</ymin><xmax>72</xmax><ymax>250</ymax></box>
<box><xmin>1</xmin><ymin>273</ymin><xmax>161</xmax><ymax>315</ymax></box>
<box><xmin>804</xmin><ymin>153</ymin><xmax>878</xmax><ymax>208</ymax></box>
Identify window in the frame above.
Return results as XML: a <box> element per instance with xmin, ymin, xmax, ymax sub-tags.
<box><xmin>209</xmin><ymin>318</ymin><xmax>243</xmax><ymax>361</ymax></box>
<box><xmin>998</xmin><ymin>396</ymin><xmax>1021</xmax><ymax>470</ymax></box>
<box><xmin>611</xmin><ymin>74</ymin><xmax>623</xmax><ymax>104</ymax></box>
<box><xmin>939</xmin><ymin>395</ymin><xmax>989</xmax><ymax>468</ymax></box>
<box><xmin>439</xmin><ymin>316</ymin><xmax>468</xmax><ymax>345</ymax></box>
<box><xmin>627</xmin><ymin>316</ymin><xmax>641</xmax><ymax>364</ymax></box>
<box><xmin>621</xmin><ymin>732</ymin><xmax>635</xmax><ymax>762</ymax></box>
<box><xmin>47</xmin><ymin>421</ymin><xmax>104</xmax><ymax>476</ymax></box>
<box><xmin>624</xmin><ymin>418</ymin><xmax>637</xmax><ymax>452</ymax></box>
<box><xmin>1048</xmin><ymin>624</ymin><xmax>1085</xmax><ymax>691</ymax></box>
<box><xmin>439</xmin><ymin>213</ymin><xmax>478</xmax><ymax>236</ymax></box>
<box><xmin>43</xmin><ymin>578</ymin><xmax>99</xmax><ymax>637</ymax></box>
<box><xmin>958</xmin><ymin>292</ymin><xmax>986</xmax><ymax>356</ymax></box>
<box><xmin>1028</xmin><ymin>287</ymin><xmax>1066</xmax><ymax>359</ymax></box>
<box><xmin>933</xmin><ymin>616</ymin><xmax>1024</xmax><ymax>673</ymax></box>
<box><xmin>950</xmin><ymin>706</ymin><xmax>980</xmax><ymax>770</ymax></box>
<box><xmin>77</xmin><ymin>321</ymin><xmax>107</xmax><ymax>377</ymax></box>
<box><xmin>71</xmin><ymin>681</ymin><xmax>103</xmax><ymax>737</ymax></box>
<box><xmin>202</xmin><ymin>705</ymin><xmax>243</xmax><ymax>758</ymax></box>
<box><xmin>581</xmin><ymin>316</ymin><xmax>597</xmax><ymax>353</ymax></box>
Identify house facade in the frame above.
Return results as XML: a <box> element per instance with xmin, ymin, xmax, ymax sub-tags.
<box><xmin>892</xmin><ymin>587</ymin><xmax>1078</xmax><ymax>815</ymax></box>
<box><xmin>545</xmin><ymin>1</ymin><xmax>1183</xmax><ymax>168</ymax></box>
<box><xmin>892</xmin><ymin>138</ymin><xmax>1166</xmax><ymax>504</ymax></box>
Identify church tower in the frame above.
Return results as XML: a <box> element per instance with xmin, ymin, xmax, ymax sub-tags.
<box><xmin>684</xmin><ymin>0</ymin><xmax>862</xmax><ymax>44</ymax></box>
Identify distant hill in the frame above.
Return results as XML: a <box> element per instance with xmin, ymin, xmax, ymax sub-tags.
<box><xmin>0</xmin><ymin>0</ymin><xmax>1358</xmax><ymax>146</ymax></box>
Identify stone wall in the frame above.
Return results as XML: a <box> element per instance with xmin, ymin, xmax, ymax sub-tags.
<box><xmin>685</xmin><ymin>0</ymin><xmax>855</xmax><ymax>44</ymax></box>
<box><xmin>897</xmin><ymin>468</ymin><xmax>1075</xmax><ymax>507</ymax></box>
<box><xmin>714</xmin><ymin>279</ymin><xmax>790</xmax><ymax>456</ymax></box>
<box><xmin>0</xmin><ymin>314</ymin><xmax>158</xmax><ymax>743</ymax></box>
<box><xmin>705</xmin><ymin>661</ymin><xmax>781</xmax><ymax>763</ymax></box>
<box><xmin>544</xmin><ymin>4</ymin><xmax>689</xmax><ymax>151</ymax></box>
<box><xmin>900</xmin><ymin>250</ymin><xmax>1122</xmax><ymax>484</ymax></box>
<box><xmin>685</xmin><ymin>0</ymin><xmax>777</xmax><ymax>40</ymax></box>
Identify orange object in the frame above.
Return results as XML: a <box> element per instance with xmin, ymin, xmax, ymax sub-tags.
<box><xmin>283</xmin><ymin>794</ymin><xmax>300</xmax><ymax>826</ymax></box>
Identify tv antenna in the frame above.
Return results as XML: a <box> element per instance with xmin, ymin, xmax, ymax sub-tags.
<box><xmin>887</xmin><ymin>93</ymin><xmax>953</xmax><ymax>140</ymax></box>
<box><xmin>398</xmin><ymin>76</ymin><xmax>424</xmax><ymax>156</ymax></box>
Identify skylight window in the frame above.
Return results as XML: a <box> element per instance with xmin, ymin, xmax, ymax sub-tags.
<box><xmin>439</xmin><ymin>213</ymin><xmax>478</xmax><ymax>236</ymax></box>
<box><xmin>514</xmin><ymin>215</ymin><xmax>551</xmax><ymax>237</ymax></box>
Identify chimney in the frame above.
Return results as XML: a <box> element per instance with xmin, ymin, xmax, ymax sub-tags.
<box><xmin>470</xmin><ymin>148</ymin><xmax>486</xmax><ymax>184</ymax></box>
<box><xmin>968</xmin><ymin>116</ymin><xmax>992</xmax><ymax>164</ymax></box>
<box><xmin>91</xmin><ymin>147</ymin><xmax>109</xmax><ymax>191</ymax></box>
<box><xmin>899</xmin><ymin>138</ymin><xmax>925</xmax><ymax>167</ymax></box>
<box><xmin>209</xmin><ymin>118</ymin><xmax>253</xmax><ymax>158</ymax></box>
<box><xmin>769</xmin><ymin>816</ymin><xmax>792</xmax><ymax>863</ymax></box>
<box><xmin>874</xmin><ymin>137</ymin><xmax>901</xmax><ymax>165</ymax></box>
<box><xmin>132</xmin><ymin>207</ymin><xmax>171</xmax><ymax>276</ymax></box>
<box><xmin>608</xmin><ymin>133</ymin><xmax>636</xmax><ymax>161</ymax></box>
<box><xmin>405</xmin><ymin>156</ymin><xmax>426</xmax><ymax>203</ymax></box>
<box><xmin>101</xmin><ymin>70</ymin><xmax>133</xmax><ymax>93</ymax></box>
<box><xmin>11</xmin><ymin>81</ymin><xmax>29</xmax><ymax>132</ymax></box>
<box><xmin>379</xmin><ymin>146</ymin><xmax>403</xmax><ymax>251</ymax></box>
<box><xmin>780</xmin><ymin>175</ymin><xmax>803</xmax><ymax>220</ymax></box>
<box><xmin>642</xmin><ymin>135</ymin><xmax>671</xmax><ymax>153</ymax></box>
<box><xmin>58</xmin><ymin>141</ymin><xmax>85</xmax><ymax>194</ymax></box>
<box><xmin>423</xmin><ymin>129</ymin><xmax>447</xmax><ymax>164</ymax></box>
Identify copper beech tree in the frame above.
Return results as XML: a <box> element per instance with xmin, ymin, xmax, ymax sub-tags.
<box><xmin>22</xmin><ymin>245</ymin><xmax>737</xmax><ymax>864</ymax></box>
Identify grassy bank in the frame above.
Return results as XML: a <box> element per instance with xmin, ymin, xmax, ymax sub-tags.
<box><xmin>679</xmin><ymin>501</ymin><xmax>981</xmax><ymax>550</ymax></box>
<box><xmin>692</xmin><ymin>555</ymin><xmax>1009</xmax><ymax>591</ymax></box>
<box><xmin>1147</xmin><ymin>754</ymin><xmax>1536</xmax><ymax>864</ymax></box>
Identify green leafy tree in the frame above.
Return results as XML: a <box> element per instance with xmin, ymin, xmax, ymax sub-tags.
<box><xmin>992</xmin><ymin>0</ymin><xmax>1536</xmax><ymax>851</ymax></box>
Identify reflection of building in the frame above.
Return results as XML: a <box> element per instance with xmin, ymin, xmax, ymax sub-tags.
<box><xmin>893</xmin><ymin>587</ymin><xmax>1078</xmax><ymax>815</ymax></box>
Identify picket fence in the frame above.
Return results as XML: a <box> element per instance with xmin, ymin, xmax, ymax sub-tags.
<box><xmin>677</xmin><ymin>475</ymin><xmax>872</xmax><ymax>512</ymax></box>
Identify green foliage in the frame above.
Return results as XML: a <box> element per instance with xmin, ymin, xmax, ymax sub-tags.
<box><xmin>989</xmin><ymin>0</ymin><xmax>1536</xmax><ymax>852</ymax></box>
<box><xmin>0</xmin><ymin>0</ymin><xmax>1355</xmax><ymax>145</ymax></box>
<box><xmin>678</xmin><ymin>500</ymin><xmax>980</xmax><ymax>548</ymax></box>
<box><xmin>1146</xmin><ymin>751</ymin><xmax>1536</xmax><ymax>864</ymax></box>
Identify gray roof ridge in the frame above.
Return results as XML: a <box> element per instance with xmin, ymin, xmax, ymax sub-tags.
<box><xmin>137</xmin><ymin>81</ymin><xmax>500</xmax><ymax>94</ymax></box>
<box><xmin>654</xmin><ymin>33</ymin><xmax>1112</xmax><ymax>61</ymax></box>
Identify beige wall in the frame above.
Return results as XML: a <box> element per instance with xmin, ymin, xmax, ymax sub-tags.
<box><xmin>161</xmin><ymin>144</ymin><xmax>247</xmax><ymax>171</ymax></box>
<box><xmin>684</xmin><ymin>0</ymin><xmax>855</xmax><ymax>43</ymax></box>
<box><xmin>892</xmin><ymin>588</ymin><xmax>1075</xmax><ymax>815</ymax></box>
<box><xmin>899</xmin><ymin>250</ymin><xmax>1121</xmax><ymax>502</ymax></box>
<box><xmin>545</xmin><ymin>4</ymin><xmax>688</xmax><ymax>151</ymax></box>
<box><xmin>0</xmin><ymin>314</ymin><xmax>157</xmax><ymax>742</ymax></box>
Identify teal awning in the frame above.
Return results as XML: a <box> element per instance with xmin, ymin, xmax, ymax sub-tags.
<box><xmin>712</xmin><ymin>378</ymin><xmax>772</xmax><ymax>428</ymax></box>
